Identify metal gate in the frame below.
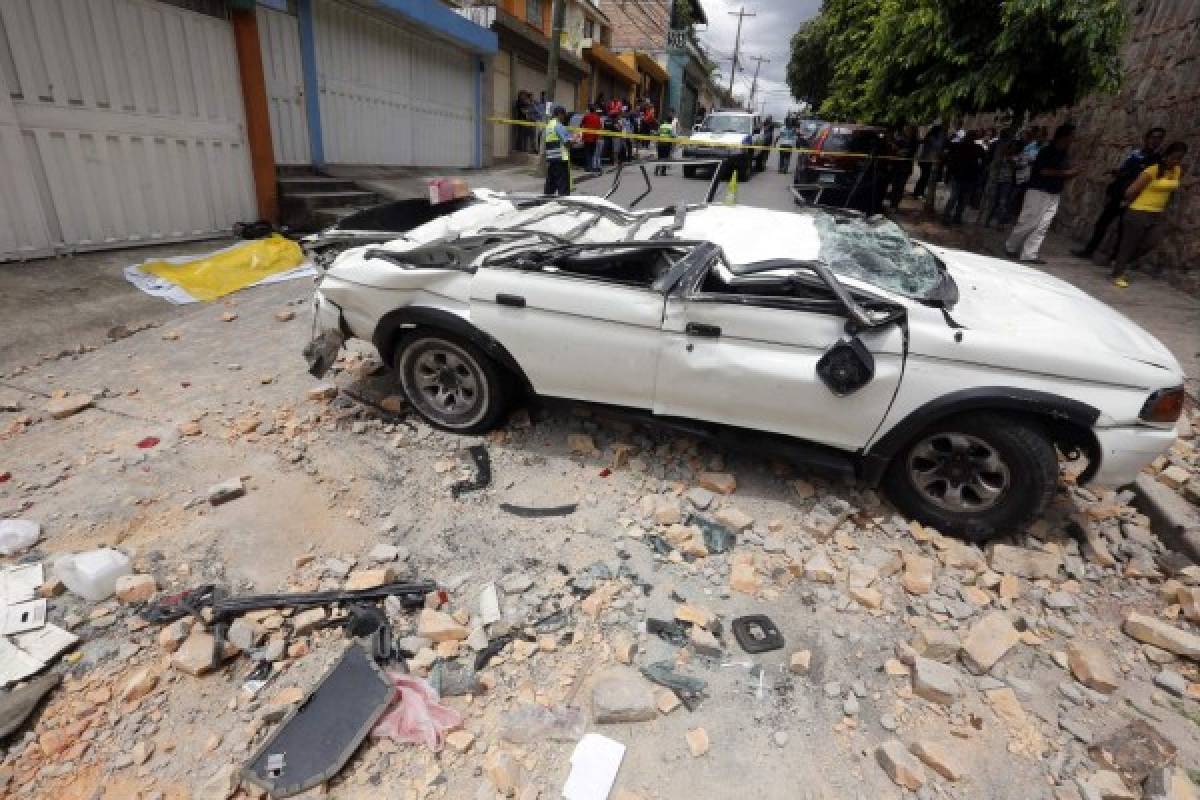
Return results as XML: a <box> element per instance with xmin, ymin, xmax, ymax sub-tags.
<box><xmin>257</xmin><ymin>3</ymin><xmax>310</xmax><ymax>165</ymax></box>
<box><xmin>493</xmin><ymin>53</ymin><xmax>512</xmax><ymax>159</ymax></box>
<box><xmin>313</xmin><ymin>0</ymin><xmax>476</xmax><ymax>167</ymax></box>
<box><xmin>0</xmin><ymin>0</ymin><xmax>256</xmax><ymax>261</ymax></box>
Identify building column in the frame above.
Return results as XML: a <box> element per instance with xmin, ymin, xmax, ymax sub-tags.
<box><xmin>230</xmin><ymin>7</ymin><xmax>277</xmax><ymax>222</ymax></box>
<box><xmin>297</xmin><ymin>0</ymin><xmax>325</xmax><ymax>166</ymax></box>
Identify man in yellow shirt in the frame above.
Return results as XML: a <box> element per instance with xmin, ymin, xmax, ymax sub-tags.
<box><xmin>1110</xmin><ymin>141</ymin><xmax>1188</xmax><ymax>288</ymax></box>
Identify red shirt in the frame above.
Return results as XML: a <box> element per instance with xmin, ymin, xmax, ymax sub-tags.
<box><xmin>581</xmin><ymin>112</ymin><xmax>602</xmax><ymax>143</ymax></box>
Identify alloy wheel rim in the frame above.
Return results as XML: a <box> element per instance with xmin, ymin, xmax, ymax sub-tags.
<box><xmin>907</xmin><ymin>432</ymin><xmax>1011</xmax><ymax>512</ymax></box>
<box><xmin>411</xmin><ymin>345</ymin><xmax>482</xmax><ymax>420</ymax></box>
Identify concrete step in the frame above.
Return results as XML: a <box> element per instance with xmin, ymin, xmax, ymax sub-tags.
<box><xmin>277</xmin><ymin>176</ymin><xmax>359</xmax><ymax>194</ymax></box>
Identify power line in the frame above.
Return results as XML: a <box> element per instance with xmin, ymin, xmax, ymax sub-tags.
<box><xmin>726</xmin><ymin>6</ymin><xmax>756</xmax><ymax>95</ymax></box>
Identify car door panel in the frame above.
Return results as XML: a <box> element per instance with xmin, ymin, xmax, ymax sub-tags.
<box><xmin>654</xmin><ymin>297</ymin><xmax>904</xmax><ymax>450</ymax></box>
<box><xmin>470</xmin><ymin>267</ymin><xmax>665</xmax><ymax>409</ymax></box>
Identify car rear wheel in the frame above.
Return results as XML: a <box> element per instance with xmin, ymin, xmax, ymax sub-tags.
<box><xmin>395</xmin><ymin>332</ymin><xmax>509</xmax><ymax>433</ymax></box>
<box><xmin>881</xmin><ymin>413</ymin><xmax>1057</xmax><ymax>542</ymax></box>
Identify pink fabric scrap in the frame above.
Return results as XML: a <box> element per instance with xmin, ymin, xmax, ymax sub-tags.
<box><xmin>371</xmin><ymin>672</ymin><xmax>464</xmax><ymax>751</ymax></box>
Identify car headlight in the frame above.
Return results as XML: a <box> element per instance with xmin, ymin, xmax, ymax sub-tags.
<box><xmin>1140</xmin><ymin>386</ymin><xmax>1185</xmax><ymax>423</ymax></box>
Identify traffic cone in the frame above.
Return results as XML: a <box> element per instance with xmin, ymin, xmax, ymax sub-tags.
<box><xmin>723</xmin><ymin>171</ymin><xmax>738</xmax><ymax>205</ymax></box>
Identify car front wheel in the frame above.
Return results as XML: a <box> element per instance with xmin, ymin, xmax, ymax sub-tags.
<box><xmin>881</xmin><ymin>413</ymin><xmax>1057</xmax><ymax>542</ymax></box>
<box><xmin>395</xmin><ymin>332</ymin><xmax>508</xmax><ymax>433</ymax></box>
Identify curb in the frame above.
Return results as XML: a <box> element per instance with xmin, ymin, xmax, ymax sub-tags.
<box><xmin>1134</xmin><ymin>473</ymin><xmax>1200</xmax><ymax>563</ymax></box>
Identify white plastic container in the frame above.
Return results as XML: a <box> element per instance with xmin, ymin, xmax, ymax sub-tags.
<box><xmin>55</xmin><ymin>549</ymin><xmax>133</xmax><ymax>602</ymax></box>
<box><xmin>0</xmin><ymin>519</ymin><xmax>40</xmax><ymax>555</ymax></box>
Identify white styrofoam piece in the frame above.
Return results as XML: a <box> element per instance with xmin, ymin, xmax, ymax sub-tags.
<box><xmin>562</xmin><ymin>733</ymin><xmax>626</xmax><ymax>800</ymax></box>
<box><xmin>13</xmin><ymin>623</ymin><xmax>77</xmax><ymax>663</ymax></box>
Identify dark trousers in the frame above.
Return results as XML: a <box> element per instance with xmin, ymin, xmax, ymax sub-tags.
<box><xmin>655</xmin><ymin>142</ymin><xmax>672</xmax><ymax>175</ymax></box>
<box><xmin>888</xmin><ymin>165</ymin><xmax>912</xmax><ymax>207</ymax></box>
<box><xmin>913</xmin><ymin>162</ymin><xmax>932</xmax><ymax>197</ymax></box>
<box><xmin>778</xmin><ymin>150</ymin><xmax>792</xmax><ymax>173</ymax></box>
<box><xmin>1111</xmin><ymin>210</ymin><xmax>1161</xmax><ymax>278</ymax></box>
<box><xmin>1081</xmin><ymin>198</ymin><xmax>1125</xmax><ymax>257</ymax></box>
<box><xmin>942</xmin><ymin>176</ymin><xmax>977</xmax><ymax>222</ymax></box>
<box><xmin>544</xmin><ymin>159</ymin><xmax>570</xmax><ymax>196</ymax></box>
<box><xmin>582</xmin><ymin>141</ymin><xmax>595</xmax><ymax>171</ymax></box>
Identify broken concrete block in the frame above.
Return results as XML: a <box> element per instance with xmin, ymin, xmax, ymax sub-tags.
<box><xmin>1124</xmin><ymin>612</ymin><xmax>1200</xmax><ymax>660</ymax></box>
<box><xmin>1067</xmin><ymin>642</ymin><xmax>1120</xmax><ymax>694</ymax></box>
<box><xmin>697</xmin><ymin>472</ymin><xmax>736</xmax><ymax>495</ymax></box>
<box><xmin>368</xmin><ymin>543</ymin><xmax>401</xmax><ymax>563</ymax></box>
<box><xmin>1086</xmin><ymin>770</ymin><xmax>1136</xmax><ymax>800</ymax></box>
<box><xmin>120</xmin><ymin>667</ymin><xmax>159</xmax><ymax>703</ymax></box>
<box><xmin>172</xmin><ymin>631</ymin><xmax>237</xmax><ymax>676</ymax></box>
<box><xmin>910</xmin><ymin>740</ymin><xmax>962</xmax><ymax>782</ymax></box>
<box><xmin>1159</xmin><ymin>465</ymin><xmax>1191</xmax><ymax>490</ymax></box>
<box><xmin>45</xmin><ymin>393</ymin><xmax>93</xmax><ymax>419</ymax></box>
<box><xmin>729</xmin><ymin>562</ymin><xmax>759</xmax><ymax>594</ymax></box>
<box><xmin>911</xmin><ymin>657</ymin><xmax>960</xmax><ymax>705</ymax></box>
<box><xmin>344</xmin><ymin>567</ymin><xmax>394</xmax><ymax>590</ymax></box>
<box><xmin>292</xmin><ymin>607</ymin><xmax>327</xmax><ymax>636</ymax></box>
<box><xmin>876</xmin><ymin>739</ymin><xmax>926</xmax><ymax>790</ymax></box>
<box><xmin>114</xmin><ymin>574</ymin><xmax>156</xmax><ymax>604</ymax></box>
<box><xmin>226</xmin><ymin>618</ymin><xmax>262</xmax><ymax>652</ymax></box>
<box><xmin>960</xmin><ymin>611</ymin><xmax>1020</xmax><ymax>675</ymax></box>
<box><xmin>804</xmin><ymin>549</ymin><xmax>837</xmax><ymax>583</ymax></box>
<box><xmin>418</xmin><ymin>609</ymin><xmax>468</xmax><ymax>642</ymax></box>
<box><xmin>790</xmin><ymin>650</ymin><xmax>812</xmax><ymax>674</ymax></box>
<box><xmin>158</xmin><ymin>619</ymin><xmax>192</xmax><ymax>653</ymax></box>
<box><xmin>675</xmin><ymin>604</ymin><xmax>717</xmax><ymax>630</ymax></box>
<box><xmin>592</xmin><ymin>668</ymin><xmax>656</xmax><ymax>723</ymax></box>
<box><xmin>306</xmin><ymin>383</ymin><xmax>338</xmax><ymax>401</ymax></box>
<box><xmin>902</xmin><ymin>554</ymin><xmax>934</xmax><ymax>594</ymax></box>
<box><xmin>613</xmin><ymin>632</ymin><xmax>637</xmax><ymax>665</ymax></box>
<box><xmin>656</xmin><ymin>689</ymin><xmax>681</xmax><ymax>714</ymax></box>
<box><xmin>686</xmin><ymin>727</ymin><xmax>710</xmax><ymax>757</ymax></box>
<box><xmin>652</xmin><ymin>500</ymin><xmax>682</xmax><ymax>526</ymax></box>
<box><xmin>446</xmin><ymin>730</ymin><xmax>475</xmax><ymax>753</ymax></box>
<box><xmin>207</xmin><ymin>478</ymin><xmax>245</xmax><ymax>506</ymax></box>
<box><xmin>987</xmin><ymin>543</ymin><xmax>1061</xmax><ymax>579</ymax></box>
<box><xmin>849</xmin><ymin>586</ymin><xmax>883</xmax><ymax>610</ymax></box>
<box><xmin>912</xmin><ymin>628</ymin><xmax>959</xmax><ymax>662</ymax></box>
<box><xmin>714</xmin><ymin>506</ymin><xmax>754</xmax><ymax>532</ymax></box>
<box><xmin>685</xmin><ymin>487</ymin><xmax>715</xmax><ymax>510</ymax></box>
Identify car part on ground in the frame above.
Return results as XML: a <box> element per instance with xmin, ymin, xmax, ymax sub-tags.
<box><xmin>242</xmin><ymin>642</ymin><xmax>394</xmax><ymax>797</ymax></box>
<box><xmin>731</xmin><ymin>615</ymin><xmax>785</xmax><ymax>654</ymax></box>
<box><xmin>498</xmin><ymin>502</ymin><xmax>579</xmax><ymax>517</ymax></box>
<box><xmin>450</xmin><ymin>445</ymin><xmax>493</xmax><ymax>497</ymax></box>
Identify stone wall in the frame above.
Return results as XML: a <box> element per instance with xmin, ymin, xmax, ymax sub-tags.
<box><xmin>972</xmin><ymin>0</ymin><xmax>1200</xmax><ymax>293</ymax></box>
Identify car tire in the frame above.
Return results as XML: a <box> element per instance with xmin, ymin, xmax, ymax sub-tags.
<box><xmin>881</xmin><ymin>413</ymin><xmax>1057</xmax><ymax>542</ymax></box>
<box><xmin>395</xmin><ymin>331</ymin><xmax>509</xmax><ymax>434</ymax></box>
<box><xmin>683</xmin><ymin>165</ymin><xmax>697</xmax><ymax>179</ymax></box>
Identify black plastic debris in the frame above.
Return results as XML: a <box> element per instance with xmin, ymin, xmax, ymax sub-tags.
<box><xmin>499</xmin><ymin>502</ymin><xmax>578</xmax><ymax>518</ymax></box>
<box><xmin>644</xmin><ymin>535</ymin><xmax>672</xmax><ymax>556</ymax></box>
<box><xmin>640</xmin><ymin>660</ymin><xmax>707</xmax><ymax>711</ymax></box>
<box><xmin>685</xmin><ymin>513</ymin><xmax>736</xmax><ymax>554</ymax></box>
<box><xmin>451</xmin><ymin>446</ymin><xmax>491</xmax><ymax>497</ymax></box>
<box><xmin>732</xmin><ymin>615</ymin><xmax>785</xmax><ymax>654</ymax></box>
<box><xmin>242</xmin><ymin>643</ymin><xmax>393</xmax><ymax>797</ymax></box>
<box><xmin>571</xmin><ymin>562</ymin><xmax>613</xmax><ymax>594</ymax></box>
<box><xmin>646</xmin><ymin>618</ymin><xmax>690</xmax><ymax>647</ymax></box>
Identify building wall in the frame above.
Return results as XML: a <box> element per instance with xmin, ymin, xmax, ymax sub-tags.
<box><xmin>1023</xmin><ymin>1</ymin><xmax>1198</xmax><ymax>289</ymax></box>
<box><xmin>608</xmin><ymin>0</ymin><xmax>668</xmax><ymax>52</ymax></box>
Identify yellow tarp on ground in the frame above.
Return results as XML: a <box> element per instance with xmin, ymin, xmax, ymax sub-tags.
<box><xmin>140</xmin><ymin>234</ymin><xmax>305</xmax><ymax>303</ymax></box>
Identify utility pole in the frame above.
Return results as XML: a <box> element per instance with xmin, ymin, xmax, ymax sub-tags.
<box><xmin>747</xmin><ymin>55</ymin><xmax>769</xmax><ymax>111</ymax></box>
<box><xmin>726</xmin><ymin>6</ymin><xmax>755</xmax><ymax>96</ymax></box>
<box><xmin>539</xmin><ymin>0</ymin><xmax>567</xmax><ymax>177</ymax></box>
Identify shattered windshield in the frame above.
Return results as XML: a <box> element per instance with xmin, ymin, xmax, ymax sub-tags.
<box><xmin>700</xmin><ymin>115</ymin><xmax>753</xmax><ymax>135</ymax></box>
<box><xmin>811</xmin><ymin>212</ymin><xmax>941</xmax><ymax>298</ymax></box>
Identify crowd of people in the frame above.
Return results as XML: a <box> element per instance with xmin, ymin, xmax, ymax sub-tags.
<box><xmin>875</xmin><ymin>121</ymin><xmax>1186</xmax><ymax>287</ymax></box>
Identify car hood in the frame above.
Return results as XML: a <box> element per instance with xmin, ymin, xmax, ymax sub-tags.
<box><xmin>927</xmin><ymin>244</ymin><xmax>1180</xmax><ymax>371</ymax></box>
<box><xmin>688</xmin><ymin>131</ymin><xmax>747</xmax><ymax>146</ymax></box>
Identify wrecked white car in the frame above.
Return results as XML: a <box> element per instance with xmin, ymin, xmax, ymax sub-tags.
<box><xmin>306</xmin><ymin>190</ymin><xmax>1184</xmax><ymax>540</ymax></box>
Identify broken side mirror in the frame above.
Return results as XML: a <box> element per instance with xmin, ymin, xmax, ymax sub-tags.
<box><xmin>816</xmin><ymin>337</ymin><xmax>875</xmax><ymax>396</ymax></box>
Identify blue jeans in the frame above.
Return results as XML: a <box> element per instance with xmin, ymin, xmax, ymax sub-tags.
<box><xmin>590</xmin><ymin>137</ymin><xmax>604</xmax><ymax>171</ymax></box>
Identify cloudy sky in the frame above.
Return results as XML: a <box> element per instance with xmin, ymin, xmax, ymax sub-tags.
<box><xmin>695</xmin><ymin>0</ymin><xmax>821</xmax><ymax>119</ymax></box>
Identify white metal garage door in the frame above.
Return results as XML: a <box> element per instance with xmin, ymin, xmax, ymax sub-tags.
<box><xmin>0</xmin><ymin>0</ymin><xmax>256</xmax><ymax>262</ymax></box>
<box><xmin>313</xmin><ymin>0</ymin><xmax>476</xmax><ymax>167</ymax></box>
<box><xmin>257</xmin><ymin>4</ymin><xmax>310</xmax><ymax>165</ymax></box>
<box><xmin>493</xmin><ymin>52</ymin><xmax>512</xmax><ymax>160</ymax></box>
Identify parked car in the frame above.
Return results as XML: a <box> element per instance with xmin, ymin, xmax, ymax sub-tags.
<box><xmin>680</xmin><ymin>110</ymin><xmax>766</xmax><ymax>181</ymax></box>
<box><xmin>793</xmin><ymin>124</ymin><xmax>888</xmax><ymax>212</ymax></box>
<box><xmin>306</xmin><ymin>190</ymin><xmax>1184</xmax><ymax>541</ymax></box>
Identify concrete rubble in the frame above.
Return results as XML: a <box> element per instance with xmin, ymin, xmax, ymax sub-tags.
<box><xmin>1</xmin><ymin>310</ymin><xmax>1199</xmax><ymax>799</ymax></box>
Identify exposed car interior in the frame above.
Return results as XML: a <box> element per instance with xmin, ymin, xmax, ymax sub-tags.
<box><xmin>547</xmin><ymin>245</ymin><xmax>683</xmax><ymax>288</ymax></box>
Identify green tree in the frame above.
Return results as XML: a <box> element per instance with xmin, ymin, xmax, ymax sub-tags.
<box><xmin>788</xmin><ymin>0</ymin><xmax>1126</xmax><ymax>124</ymax></box>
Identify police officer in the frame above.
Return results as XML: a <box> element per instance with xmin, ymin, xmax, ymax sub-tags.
<box><xmin>543</xmin><ymin>107</ymin><xmax>572</xmax><ymax>196</ymax></box>
<box><xmin>654</xmin><ymin>115</ymin><xmax>675</xmax><ymax>176</ymax></box>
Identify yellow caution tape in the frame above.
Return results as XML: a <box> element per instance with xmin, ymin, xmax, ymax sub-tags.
<box><xmin>488</xmin><ymin>116</ymin><xmax>926</xmax><ymax>161</ymax></box>
<box><xmin>141</xmin><ymin>234</ymin><xmax>306</xmax><ymax>303</ymax></box>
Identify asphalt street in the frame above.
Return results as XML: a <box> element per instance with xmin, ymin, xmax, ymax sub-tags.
<box><xmin>575</xmin><ymin>151</ymin><xmax>800</xmax><ymax>211</ymax></box>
